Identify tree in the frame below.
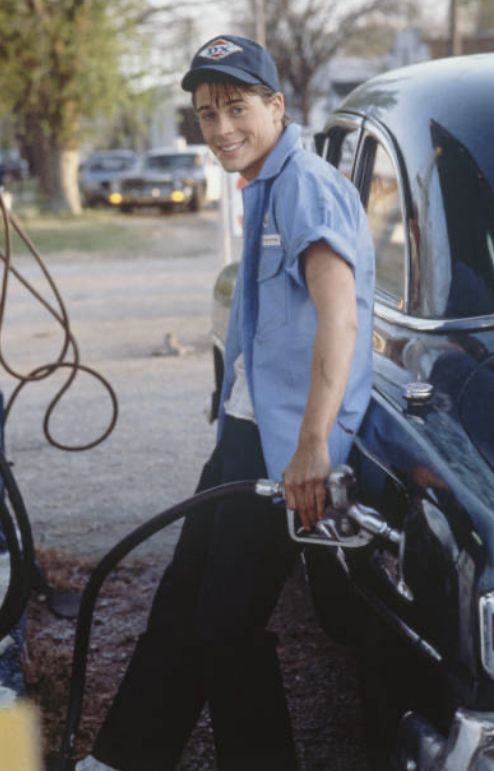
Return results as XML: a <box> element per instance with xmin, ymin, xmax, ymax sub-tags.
<box><xmin>0</xmin><ymin>0</ymin><xmax>212</xmax><ymax>213</ymax></box>
<box><xmin>0</xmin><ymin>1</ymin><xmax>126</xmax><ymax>212</ymax></box>
<box><xmin>237</xmin><ymin>0</ymin><xmax>413</xmax><ymax>124</ymax></box>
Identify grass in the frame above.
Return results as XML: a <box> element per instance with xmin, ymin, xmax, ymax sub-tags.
<box><xmin>2</xmin><ymin>209</ymin><xmax>150</xmax><ymax>258</ymax></box>
<box><xmin>0</xmin><ymin>181</ymin><xmax>217</xmax><ymax>260</ymax></box>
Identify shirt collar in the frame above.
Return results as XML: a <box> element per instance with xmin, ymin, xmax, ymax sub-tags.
<box><xmin>254</xmin><ymin>123</ymin><xmax>302</xmax><ymax>182</ymax></box>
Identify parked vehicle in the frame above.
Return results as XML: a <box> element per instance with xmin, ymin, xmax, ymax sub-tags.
<box><xmin>79</xmin><ymin>149</ymin><xmax>139</xmax><ymax>207</ymax></box>
<box><xmin>113</xmin><ymin>146</ymin><xmax>219</xmax><ymax>213</ymax></box>
<box><xmin>0</xmin><ymin>151</ymin><xmax>28</xmax><ymax>184</ymax></box>
<box><xmin>209</xmin><ymin>54</ymin><xmax>494</xmax><ymax>771</ymax></box>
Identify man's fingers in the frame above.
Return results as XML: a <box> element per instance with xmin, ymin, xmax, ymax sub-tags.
<box><xmin>284</xmin><ymin>480</ymin><xmax>309</xmax><ymax>530</ymax></box>
<box><xmin>285</xmin><ymin>478</ymin><xmax>326</xmax><ymax>530</ymax></box>
<box><xmin>303</xmin><ymin>482</ymin><xmax>319</xmax><ymax>528</ymax></box>
<box><xmin>314</xmin><ymin>480</ymin><xmax>327</xmax><ymax>521</ymax></box>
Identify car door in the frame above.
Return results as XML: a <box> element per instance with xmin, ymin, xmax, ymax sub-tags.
<box><xmin>317</xmin><ymin>116</ymin><xmax>480</xmax><ymax>705</ymax></box>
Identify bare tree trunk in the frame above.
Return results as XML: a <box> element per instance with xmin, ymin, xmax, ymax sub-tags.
<box><xmin>448</xmin><ymin>0</ymin><xmax>462</xmax><ymax>56</ymax></box>
<box><xmin>301</xmin><ymin>88</ymin><xmax>311</xmax><ymax>127</ymax></box>
<box><xmin>18</xmin><ymin>103</ymin><xmax>82</xmax><ymax>214</ymax></box>
<box><xmin>254</xmin><ymin>0</ymin><xmax>266</xmax><ymax>45</ymax></box>
<box><xmin>37</xmin><ymin>140</ymin><xmax>58</xmax><ymax>203</ymax></box>
<box><xmin>51</xmin><ymin>146</ymin><xmax>82</xmax><ymax>214</ymax></box>
<box><xmin>17</xmin><ymin>115</ymin><xmax>56</xmax><ymax>197</ymax></box>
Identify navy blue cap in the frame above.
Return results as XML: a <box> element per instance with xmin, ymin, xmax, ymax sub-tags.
<box><xmin>181</xmin><ymin>35</ymin><xmax>281</xmax><ymax>93</ymax></box>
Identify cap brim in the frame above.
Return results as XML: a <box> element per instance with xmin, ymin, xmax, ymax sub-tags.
<box><xmin>181</xmin><ymin>64</ymin><xmax>262</xmax><ymax>92</ymax></box>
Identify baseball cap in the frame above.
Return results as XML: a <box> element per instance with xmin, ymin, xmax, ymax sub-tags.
<box><xmin>181</xmin><ymin>35</ymin><xmax>281</xmax><ymax>93</ymax></box>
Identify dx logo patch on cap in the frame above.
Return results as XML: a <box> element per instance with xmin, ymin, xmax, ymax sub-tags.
<box><xmin>199</xmin><ymin>39</ymin><xmax>243</xmax><ymax>60</ymax></box>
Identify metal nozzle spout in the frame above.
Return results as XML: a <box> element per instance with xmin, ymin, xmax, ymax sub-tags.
<box><xmin>255</xmin><ymin>479</ymin><xmax>284</xmax><ymax>498</ymax></box>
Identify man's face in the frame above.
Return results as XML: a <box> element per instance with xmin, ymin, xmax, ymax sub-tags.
<box><xmin>194</xmin><ymin>83</ymin><xmax>285</xmax><ymax>181</ymax></box>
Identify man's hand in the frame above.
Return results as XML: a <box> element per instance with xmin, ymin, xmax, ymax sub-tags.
<box><xmin>283</xmin><ymin>437</ymin><xmax>330</xmax><ymax>531</ymax></box>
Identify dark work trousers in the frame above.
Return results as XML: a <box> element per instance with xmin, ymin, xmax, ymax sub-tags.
<box><xmin>93</xmin><ymin>416</ymin><xmax>300</xmax><ymax>771</ymax></box>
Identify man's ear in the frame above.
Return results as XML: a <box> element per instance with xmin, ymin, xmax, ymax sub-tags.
<box><xmin>272</xmin><ymin>92</ymin><xmax>285</xmax><ymax>121</ymax></box>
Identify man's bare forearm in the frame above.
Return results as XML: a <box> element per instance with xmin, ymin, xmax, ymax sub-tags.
<box><xmin>283</xmin><ymin>241</ymin><xmax>357</xmax><ymax>527</ymax></box>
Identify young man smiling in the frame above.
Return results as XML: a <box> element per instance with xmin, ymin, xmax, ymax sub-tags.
<box><xmin>78</xmin><ymin>35</ymin><xmax>374</xmax><ymax>771</ymax></box>
<box><xmin>194</xmin><ymin>82</ymin><xmax>285</xmax><ymax>180</ymax></box>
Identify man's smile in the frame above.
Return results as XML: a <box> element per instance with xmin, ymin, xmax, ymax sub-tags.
<box><xmin>217</xmin><ymin>140</ymin><xmax>246</xmax><ymax>154</ymax></box>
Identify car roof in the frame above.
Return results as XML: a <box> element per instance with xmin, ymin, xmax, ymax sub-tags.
<box><xmin>338</xmin><ymin>53</ymin><xmax>494</xmax><ymax>145</ymax></box>
<box><xmin>334</xmin><ymin>54</ymin><xmax>494</xmax><ymax>321</ymax></box>
<box><xmin>146</xmin><ymin>147</ymin><xmax>199</xmax><ymax>156</ymax></box>
<box><xmin>87</xmin><ymin>149</ymin><xmax>137</xmax><ymax>157</ymax></box>
<box><xmin>335</xmin><ymin>53</ymin><xmax>494</xmax><ymax>198</ymax></box>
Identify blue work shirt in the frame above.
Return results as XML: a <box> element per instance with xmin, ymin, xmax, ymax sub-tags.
<box><xmin>218</xmin><ymin>123</ymin><xmax>375</xmax><ymax>482</ymax></box>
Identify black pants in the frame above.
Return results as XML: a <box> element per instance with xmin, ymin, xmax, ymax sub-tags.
<box><xmin>93</xmin><ymin>417</ymin><xmax>300</xmax><ymax>771</ymax></box>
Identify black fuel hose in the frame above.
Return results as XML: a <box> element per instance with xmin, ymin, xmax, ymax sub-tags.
<box><xmin>0</xmin><ymin>449</ymin><xmax>34</xmax><ymax>640</ymax></box>
<box><xmin>51</xmin><ymin>480</ymin><xmax>269</xmax><ymax>771</ymax></box>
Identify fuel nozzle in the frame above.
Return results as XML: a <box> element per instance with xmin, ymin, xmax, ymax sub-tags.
<box><xmin>327</xmin><ymin>465</ymin><xmax>357</xmax><ymax>510</ymax></box>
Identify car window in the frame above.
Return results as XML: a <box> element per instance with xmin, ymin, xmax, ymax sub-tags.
<box><xmin>325</xmin><ymin>128</ymin><xmax>360</xmax><ymax>178</ymax></box>
<box><xmin>366</xmin><ymin>142</ymin><xmax>406</xmax><ymax>309</ymax></box>
<box><xmin>146</xmin><ymin>154</ymin><xmax>198</xmax><ymax>171</ymax></box>
<box><xmin>88</xmin><ymin>156</ymin><xmax>135</xmax><ymax>172</ymax></box>
<box><xmin>430</xmin><ymin>120</ymin><xmax>494</xmax><ymax>318</ymax></box>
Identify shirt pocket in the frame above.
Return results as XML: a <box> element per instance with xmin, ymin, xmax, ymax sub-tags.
<box><xmin>256</xmin><ymin>246</ymin><xmax>288</xmax><ymax>340</ymax></box>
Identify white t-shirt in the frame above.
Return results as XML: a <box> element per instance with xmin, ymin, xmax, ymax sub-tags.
<box><xmin>223</xmin><ymin>355</ymin><xmax>256</xmax><ymax>422</ymax></box>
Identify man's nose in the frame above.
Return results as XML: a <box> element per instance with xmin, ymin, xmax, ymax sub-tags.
<box><xmin>215</xmin><ymin>111</ymin><xmax>235</xmax><ymax>136</ymax></box>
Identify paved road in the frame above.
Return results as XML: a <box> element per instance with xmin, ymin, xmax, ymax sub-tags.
<box><xmin>3</xmin><ymin>209</ymin><xmax>220</xmax><ymax>561</ymax></box>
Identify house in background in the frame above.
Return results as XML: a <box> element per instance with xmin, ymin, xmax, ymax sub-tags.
<box><xmin>310</xmin><ymin>28</ymin><xmax>431</xmax><ymax>129</ymax></box>
<box><xmin>310</xmin><ymin>26</ymin><xmax>493</xmax><ymax>131</ymax></box>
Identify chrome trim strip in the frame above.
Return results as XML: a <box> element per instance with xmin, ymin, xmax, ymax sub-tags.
<box><xmin>322</xmin><ymin>112</ymin><xmax>364</xmax><ymax>134</ymax></box>
<box><xmin>255</xmin><ymin>479</ymin><xmax>283</xmax><ymax>498</ymax></box>
<box><xmin>358</xmin><ymin>587</ymin><xmax>442</xmax><ymax>662</ymax></box>
<box><xmin>359</xmin><ymin>122</ymin><xmax>412</xmax><ymax>315</ymax></box>
<box><xmin>480</xmin><ymin>592</ymin><xmax>494</xmax><ymax>679</ymax></box>
<box><xmin>374</xmin><ymin>300</ymin><xmax>494</xmax><ymax>332</ymax></box>
<box><xmin>399</xmin><ymin>708</ymin><xmax>494</xmax><ymax>771</ymax></box>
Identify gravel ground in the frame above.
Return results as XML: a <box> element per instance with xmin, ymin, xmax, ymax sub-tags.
<box><xmin>1</xmin><ymin>208</ymin><xmax>371</xmax><ymax>769</ymax></box>
<box><xmin>27</xmin><ymin>551</ymin><xmax>370</xmax><ymax>771</ymax></box>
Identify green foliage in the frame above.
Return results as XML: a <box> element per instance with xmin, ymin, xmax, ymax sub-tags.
<box><xmin>0</xmin><ymin>0</ymin><xmax>151</xmax><ymax>147</ymax></box>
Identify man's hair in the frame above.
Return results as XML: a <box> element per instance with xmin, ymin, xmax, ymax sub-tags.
<box><xmin>192</xmin><ymin>75</ymin><xmax>290</xmax><ymax>128</ymax></box>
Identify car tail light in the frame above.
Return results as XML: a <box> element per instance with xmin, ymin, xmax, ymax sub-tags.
<box><xmin>480</xmin><ymin>592</ymin><xmax>494</xmax><ymax>678</ymax></box>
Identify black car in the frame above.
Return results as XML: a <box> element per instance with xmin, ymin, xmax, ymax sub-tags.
<box><xmin>210</xmin><ymin>54</ymin><xmax>494</xmax><ymax>770</ymax></box>
<box><xmin>114</xmin><ymin>147</ymin><xmax>211</xmax><ymax>213</ymax></box>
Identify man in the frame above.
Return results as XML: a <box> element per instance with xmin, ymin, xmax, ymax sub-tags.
<box><xmin>78</xmin><ymin>34</ymin><xmax>374</xmax><ymax>771</ymax></box>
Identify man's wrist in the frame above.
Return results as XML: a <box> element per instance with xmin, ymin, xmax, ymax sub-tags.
<box><xmin>297</xmin><ymin>428</ymin><xmax>329</xmax><ymax>448</ymax></box>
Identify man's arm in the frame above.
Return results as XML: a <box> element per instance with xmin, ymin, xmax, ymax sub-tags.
<box><xmin>283</xmin><ymin>240</ymin><xmax>358</xmax><ymax>530</ymax></box>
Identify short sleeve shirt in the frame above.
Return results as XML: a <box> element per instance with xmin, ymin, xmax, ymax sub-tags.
<box><xmin>218</xmin><ymin>124</ymin><xmax>375</xmax><ymax>482</ymax></box>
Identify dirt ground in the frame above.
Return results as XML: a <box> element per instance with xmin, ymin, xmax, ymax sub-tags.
<box><xmin>27</xmin><ymin>551</ymin><xmax>370</xmax><ymax>771</ymax></box>
<box><xmin>2</xmin><ymin>208</ymin><xmax>370</xmax><ymax>769</ymax></box>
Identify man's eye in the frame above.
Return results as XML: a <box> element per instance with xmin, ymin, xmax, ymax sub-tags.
<box><xmin>230</xmin><ymin>106</ymin><xmax>244</xmax><ymax>117</ymax></box>
<box><xmin>200</xmin><ymin>112</ymin><xmax>216</xmax><ymax>123</ymax></box>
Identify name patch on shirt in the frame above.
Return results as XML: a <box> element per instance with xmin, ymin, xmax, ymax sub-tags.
<box><xmin>262</xmin><ymin>234</ymin><xmax>281</xmax><ymax>247</ymax></box>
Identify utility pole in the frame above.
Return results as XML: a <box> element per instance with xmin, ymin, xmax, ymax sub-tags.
<box><xmin>254</xmin><ymin>0</ymin><xmax>266</xmax><ymax>46</ymax></box>
<box><xmin>448</xmin><ymin>0</ymin><xmax>462</xmax><ymax>56</ymax></box>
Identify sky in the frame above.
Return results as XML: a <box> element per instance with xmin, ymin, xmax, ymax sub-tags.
<box><xmin>195</xmin><ymin>0</ymin><xmax>456</xmax><ymax>42</ymax></box>
<box><xmin>142</xmin><ymin>0</ymin><xmax>467</xmax><ymax>94</ymax></box>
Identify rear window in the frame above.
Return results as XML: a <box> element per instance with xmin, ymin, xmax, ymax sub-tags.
<box><xmin>145</xmin><ymin>154</ymin><xmax>198</xmax><ymax>171</ymax></box>
<box><xmin>431</xmin><ymin>119</ymin><xmax>494</xmax><ymax>318</ymax></box>
<box><xmin>89</xmin><ymin>156</ymin><xmax>135</xmax><ymax>172</ymax></box>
